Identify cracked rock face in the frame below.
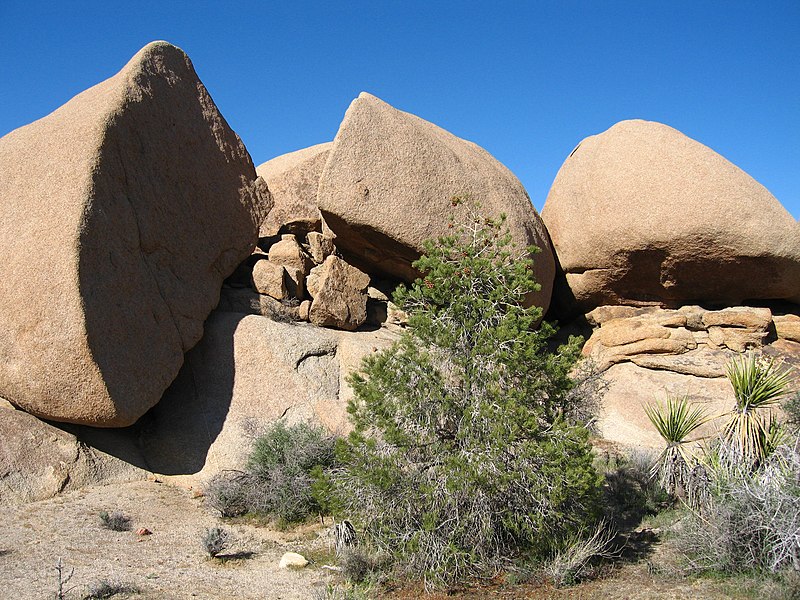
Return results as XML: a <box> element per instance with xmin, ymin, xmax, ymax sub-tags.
<box><xmin>0</xmin><ymin>41</ymin><xmax>271</xmax><ymax>427</ymax></box>
<box><xmin>138</xmin><ymin>312</ymin><xmax>398</xmax><ymax>482</ymax></box>
<box><xmin>542</xmin><ymin>120</ymin><xmax>800</xmax><ymax>316</ymax></box>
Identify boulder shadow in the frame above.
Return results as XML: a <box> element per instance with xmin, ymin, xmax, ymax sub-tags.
<box><xmin>58</xmin><ymin>310</ymin><xmax>241</xmax><ymax>476</ymax></box>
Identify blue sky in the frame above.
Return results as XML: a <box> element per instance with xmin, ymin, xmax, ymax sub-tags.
<box><xmin>2</xmin><ymin>1</ymin><xmax>798</xmax><ymax>218</ymax></box>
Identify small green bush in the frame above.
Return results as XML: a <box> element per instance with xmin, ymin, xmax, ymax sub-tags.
<box><xmin>599</xmin><ymin>449</ymin><xmax>669</xmax><ymax>529</ymax></box>
<box><xmin>83</xmin><ymin>579</ymin><xmax>140</xmax><ymax>599</ymax></box>
<box><xmin>205</xmin><ymin>421</ymin><xmax>337</xmax><ymax>524</ymax></box>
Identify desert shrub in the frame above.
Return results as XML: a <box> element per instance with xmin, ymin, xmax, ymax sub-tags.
<box><xmin>783</xmin><ymin>392</ymin><xmax>800</xmax><ymax>434</ymax></box>
<box><xmin>99</xmin><ymin>510</ymin><xmax>132</xmax><ymax>532</ymax></box>
<box><xmin>724</xmin><ymin>353</ymin><xmax>792</xmax><ymax>467</ymax></box>
<box><xmin>246</xmin><ymin>421</ymin><xmax>336</xmax><ymax>523</ymax></box>
<box><xmin>340</xmin><ymin>549</ymin><xmax>373</xmax><ymax>584</ymax></box>
<box><xmin>644</xmin><ymin>353</ymin><xmax>799</xmax><ymax>581</ymax></box>
<box><xmin>599</xmin><ymin>448</ymin><xmax>669</xmax><ymax>529</ymax></box>
<box><xmin>644</xmin><ymin>395</ymin><xmax>709</xmax><ymax>506</ymax></box>
<box><xmin>55</xmin><ymin>557</ymin><xmax>75</xmax><ymax>600</ymax></box>
<box><xmin>674</xmin><ymin>440</ymin><xmax>800</xmax><ymax>575</ymax></box>
<box><xmin>203</xmin><ymin>470</ymin><xmax>253</xmax><ymax>518</ymax></box>
<box><xmin>544</xmin><ymin>522</ymin><xmax>615</xmax><ymax>587</ymax></box>
<box><xmin>202</xmin><ymin>526</ymin><xmax>230</xmax><ymax>558</ymax></box>
<box><xmin>83</xmin><ymin>579</ymin><xmax>140</xmax><ymax>599</ymax></box>
<box><xmin>332</xmin><ymin>210</ymin><xmax>602</xmax><ymax>589</ymax></box>
<box><xmin>204</xmin><ymin>422</ymin><xmax>337</xmax><ymax>524</ymax></box>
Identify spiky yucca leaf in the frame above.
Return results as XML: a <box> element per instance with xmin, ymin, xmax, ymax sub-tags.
<box><xmin>724</xmin><ymin>353</ymin><xmax>791</xmax><ymax>465</ymax></box>
<box><xmin>645</xmin><ymin>396</ymin><xmax>709</xmax><ymax>498</ymax></box>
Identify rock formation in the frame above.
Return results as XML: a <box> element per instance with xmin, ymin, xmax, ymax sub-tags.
<box><xmin>256</xmin><ymin>142</ymin><xmax>331</xmax><ymax>237</ymax></box>
<box><xmin>317</xmin><ymin>92</ymin><xmax>555</xmax><ymax>312</ymax></box>
<box><xmin>307</xmin><ymin>256</ymin><xmax>371</xmax><ymax>330</ymax></box>
<box><xmin>542</xmin><ymin>120</ymin><xmax>800</xmax><ymax>316</ymax></box>
<box><xmin>584</xmin><ymin>304</ymin><xmax>800</xmax><ymax>447</ymax></box>
<box><xmin>0</xmin><ymin>42</ymin><xmax>270</xmax><ymax>427</ymax></box>
<box><xmin>135</xmin><ymin>311</ymin><xmax>398</xmax><ymax>483</ymax></box>
<box><xmin>0</xmin><ymin>401</ymin><xmax>147</xmax><ymax>504</ymax></box>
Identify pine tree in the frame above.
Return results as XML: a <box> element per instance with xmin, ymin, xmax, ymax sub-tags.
<box><xmin>333</xmin><ymin>206</ymin><xmax>602</xmax><ymax>588</ymax></box>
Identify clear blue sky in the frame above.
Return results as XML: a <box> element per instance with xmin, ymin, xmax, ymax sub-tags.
<box><xmin>2</xmin><ymin>1</ymin><xmax>798</xmax><ymax>218</ymax></box>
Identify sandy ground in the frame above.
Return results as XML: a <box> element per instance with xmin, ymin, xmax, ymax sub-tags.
<box><xmin>1</xmin><ymin>479</ymin><xmax>793</xmax><ymax>600</ymax></box>
<box><xmin>0</xmin><ymin>480</ymin><xmax>335</xmax><ymax>599</ymax></box>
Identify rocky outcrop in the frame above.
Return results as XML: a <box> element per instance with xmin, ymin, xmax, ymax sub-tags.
<box><xmin>584</xmin><ymin>304</ymin><xmax>800</xmax><ymax>447</ymax></box>
<box><xmin>0</xmin><ymin>403</ymin><xmax>147</xmax><ymax>504</ymax></box>
<box><xmin>0</xmin><ymin>41</ymin><xmax>270</xmax><ymax>427</ymax></box>
<box><xmin>256</xmin><ymin>142</ymin><xmax>331</xmax><ymax>237</ymax></box>
<box><xmin>136</xmin><ymin>312</ymin><xmax>398</xmax><ymax>483</ymax></box>
<box><xmin>542</xmin><ymin>120</ymin><xmax>800</xmax><ymax>316</ymax></box>
<box><xmin>317</xmin><ymin>92</ymin><xmax>555</xmax><ymax>312</ymax></box>
<box><xmin>584</xmin><ymin>305</ymin><xmax>777</xmax><ymax>372</ymax></box>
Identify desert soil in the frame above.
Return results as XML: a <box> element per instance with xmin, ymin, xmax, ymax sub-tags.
<box><xmin>0</xmin><ymin>480</ymin><xmax>335</xmax><ymax>599</ymax></box>
<box><xmin>0</xmin><ymin>479</ymin><xmax>783</xmax><ymax>600</ymax></box>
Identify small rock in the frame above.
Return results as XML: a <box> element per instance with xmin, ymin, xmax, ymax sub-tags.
<box><xmin>307</xmin><ymin>231</ymin><xmax>335</xmax><ymax>264</ymax></box>
<box><xmin>774</xmin><ymin>314</ymin><xmax>800</xmax><ymax>343</ymax></box>
<box><xmin>252</xmin><ymin>260</ymin><xmax>287</xmax><ymax>300</ymax></box>
<box><xmin>279</xmin><ymin>552</ymin><xmax>309</xmax><ymax>569</ymax></box>
<box><xmin>269</xmin><ymin>234</ymin><xmax>313</xmax><ymax>274</ymax></box>
<box><xmin>298</xmin><ymin>300</ymin><xmax>311</xmax><ymax>321</ymax></box>
<box><xmin>136</xmin><ymin>528</ymin><xmax>152</xmax><ymax>536</ymax></box>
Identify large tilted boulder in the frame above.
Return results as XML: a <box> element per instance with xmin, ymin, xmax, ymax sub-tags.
<box><xmin>0</xmin><ymin>41</ymin><xmax>270</xmax><ymax>427</ymax></box>
<box><xmin>542</xmin><ymin>120</ymin><xmax>800</xmax><ymax>316</ymax></box>
<box><xmin>256</xmin><ymin>142</ymin><xmax>331</xmax><ymax>237</ymax></box>
<box><xmin>317</xmin><ymin>92</ymin><xmax>555</xmax><ymax>312</ymax></box>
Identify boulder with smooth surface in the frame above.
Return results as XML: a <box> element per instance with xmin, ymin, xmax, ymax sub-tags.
<box><xmin>256</xmin><ymin>143</ymin><xmax>331</xmax><ymax>237</ymax></box>
<box><xmin>542</xmin><ymin>120</ymin><xmax>800</xmax><ymax>315</ymax></box>
<box><xmin>317</xmin><ymin>92</ymin><xmax>555</xmax><ymax>312</ymax></box>
<box><xmin>0</xmin><ymin>41</ymin><xmax>270</xmax><ymax>426</ymax></box>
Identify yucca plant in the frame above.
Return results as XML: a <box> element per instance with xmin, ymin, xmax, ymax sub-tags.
<box><xmin>724</xmin><ymin>353</ymin><xmax>791</xmax><ymax>467</ymax></box>
<box><xmin>645</xmin><ymin>395</ymin><xmax>709</xmax><ymax>501</ymax></box>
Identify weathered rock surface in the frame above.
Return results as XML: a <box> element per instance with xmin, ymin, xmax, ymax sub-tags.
<box><xmin>775</xmin><ymin>314</ymin><xmax>800</xmax><ymax>343</ymax></box>
<box><xmin>0</xmin><ymin>41</ymin><xmax>270</xmax><ymax>427</ymax></box>
<box><xmin>0</xmin><ymin>403</ymin><xmax>147</xmax><ymax>504</ymax></box>
<box><xmin>136</xmin><ymin>312</ymin><xmax>398</xmax><ymax>482</ymax></box>
<box><xmin>308</xmin><ymin>256</ymin><xmax>371</xmax><ymax>330</ymax></box>
<box><xmin>256</xmin><ymin>142</ymin><xmax>331</xmax><ymax>237</ymax></box>
<box><xmin>584</xmin><ymin>305</ymin><xmax>776</xmax><ymax>370</ymax></box>
<box><xmin>317</xmin><ymin>92</ymin><xmax>555</xmax><ymax>312</ymax></box>
<box><xmin>251</xmin><ymin>260</ymin><xmax>287</xmax><ymax>300</ymax></box>
<box><xmin>597</xmin><ymin>362</ymin><xmax>734</xmax><ymax>448</ymax></box>
<box><xmin>542</xmin><ymin>120</ymin><xmax>800</xmax><ymax>315</ymax></box>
